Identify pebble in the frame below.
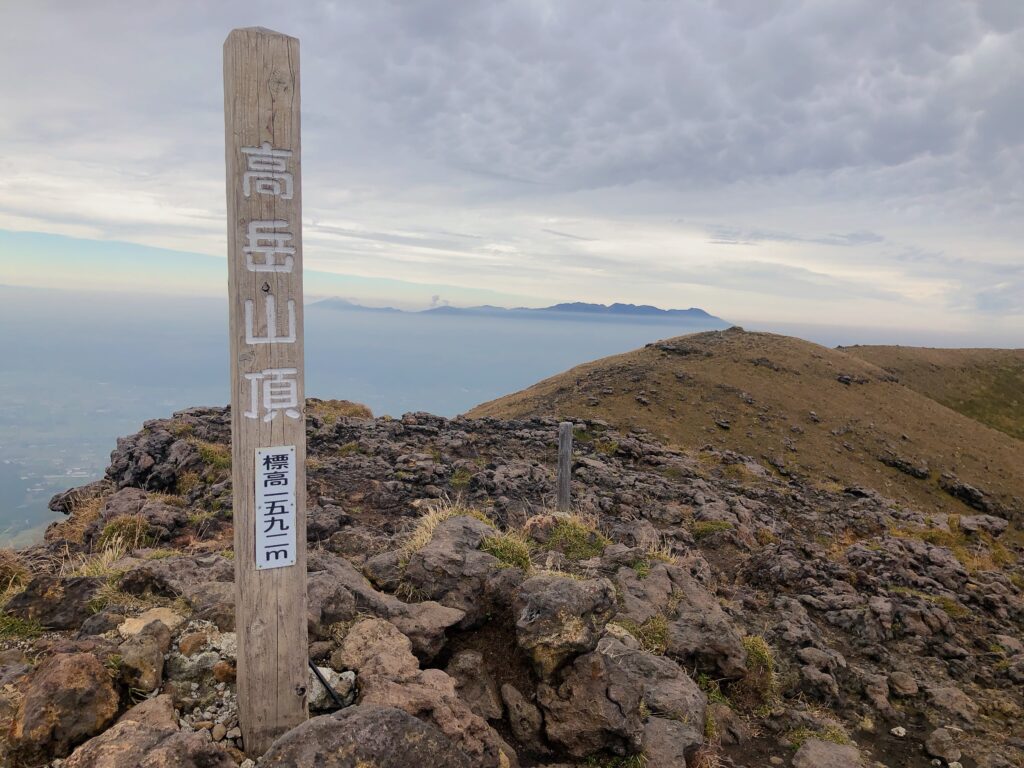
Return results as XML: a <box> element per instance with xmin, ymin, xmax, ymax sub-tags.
<box><xmin>769</xmin><ymin>758</ymin><xmax>784</xmax><ymax>766</ymax></box>
<box><xmin>889</xmin><ymin>726</ymin><xmax>907</xmax><ymax>738</ymax></box>
<box><xmin>211</xmin><ymin>722</ymin><xmax>227</xmax><ymax>741</ymax></box>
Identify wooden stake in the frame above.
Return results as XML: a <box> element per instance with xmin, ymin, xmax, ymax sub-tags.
<box><xmin>224</xmin><ymin>27</ymin><xmax>308</xmax><ymax>755</ymax></box>
<box><xmin>557</xmin><ymin>421</ymin><xmax>573</xmax><ymax>511</ymax></box>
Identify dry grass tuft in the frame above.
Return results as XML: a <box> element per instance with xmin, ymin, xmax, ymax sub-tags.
<box><xmin>890</xmin><ymin>518</ymin><xmax>1016</xmax><ymax>574</ymax></box>
<box><xmin>0</xmin><ymin>549</ymin><xmax>30</xmax><ymax>605</ymax></box>
<box><xmin>307</xmin><ymin>398</ymin><xmax>373</xmax><ymax>423</ymax></box>
<box><xmin>97</xmin><ymin>515</ymin><xmax>153</xmax><ymax>551</ymax></box>
<box><xmin>401</xmin><ymin>500</ymin><xmax>494</xmax><ymax>560</ymax></box>
<box><xmin>48</xmin><ymin>495</ymin><xmax>105</xmax><ymax>544</ymax></box>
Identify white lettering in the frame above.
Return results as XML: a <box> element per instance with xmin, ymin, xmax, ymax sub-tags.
<box><xmin>243</xmin><ymin>220</ymin><xmax>295</xmax><ymax>273</ymax></box>
<box><xmin>244</xmin><ymin>294</ymin><xmax>296</xmax><ymax>345</ymax></box>
<box><xmin>243</xmin><ymin>368</ymin><xmax>301</xmax><ymax>422</ymax></box>
<box><xmin>241</xmin><ymin>142</ymin><xmax>293</xmax><ymax>199</ymax></box>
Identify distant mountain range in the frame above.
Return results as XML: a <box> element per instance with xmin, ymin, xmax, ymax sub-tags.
<box><xmin>309</xmin><ymin>298</ymin><xmax>727</xmax><ymax>325</ymax></box>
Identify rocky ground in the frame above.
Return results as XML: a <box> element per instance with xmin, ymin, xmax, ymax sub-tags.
<box><xmin>0</xmin><ymin>401</ymin><xmax>1021</xmax><ymax>767</ymax></box>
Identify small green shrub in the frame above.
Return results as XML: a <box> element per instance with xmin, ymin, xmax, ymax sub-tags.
<box><xmin>188</xmin><ymin>509</ymin><xmax>216</xmax><ymax>526</ymax></box>
<box><xmin>614</xmin><ymin>615</ymin><xmax>669</xmax><ymax>655</ymax></box>
<box><xmin>546</xmin><ymin>516</ymin><xmax>610</xmax><ymax>560</ymax></box>
<box><xmin>176</xmin><ymin>471</ymin><xmax>201</xmax><ymax>495</ymax></box>
<box><xmin>731</xmin><ymin>635</ymin><xmax>778</xmax><ymax>712</ymax></box>
<box><xmin>168</xmin><ymin>421</ymin><xmax>194</xmax><ymax>438</ymax></box>
<box><xmin>697</xmin><ymin>673</ymin><xmax>730</xmax><ymax>705</ymax></box>
<box><xmin>190</xmin><ymin>439</ymin><xmax>231</xmax><ymax>471</ymax></box>
<box><xmin>631</xmin><ymin>557</ymin><xmax>652</xmax><ymax>579</ymax></box>
<box><xmin>691</xmin><ymin>520</ymin><xmax>734</xmax><ymax>540</ymax></box>
<box><xmin>787</xmin><ymin>723</ymin><xmax>851</xmax><ymax>749</ymax></box>
<box><xmin>481</xmin><ymin>531</ymin><xmax>533</xmax><ymax>571</ymax></box>
<box><xmin>451</xmin><ymin>467</ymin><xmax>473</xmax><ymax>490</ymax></box>
<box><xmin>0</xmin><ymin>613</ymin><xmax>42</xmax><ymax>639</ymax></box>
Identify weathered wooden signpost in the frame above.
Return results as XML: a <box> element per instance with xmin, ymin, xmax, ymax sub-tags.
<box><xmin>224</xmin><ymin>27</ymin><xmax>308</xmax><ymax>754</ymax></box>
<box><xmin>557</xmin><ymin>421</ymin><xmax>573</xmax><ymax>511</ymax></box>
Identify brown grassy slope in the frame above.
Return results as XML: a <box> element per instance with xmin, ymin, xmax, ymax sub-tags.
<box><xmin>841</xmin><ymin>345</ymin><xmax>1024</xmax><ymax>442</ymax></box>
<box><xmin>468</xmin><ymin>328</ymin><xmax>1024</xmax><ymax>518</ymax></box>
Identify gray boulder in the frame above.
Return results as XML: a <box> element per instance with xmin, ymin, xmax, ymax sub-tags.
<box><xmin>501</xmin><ymin>683</ymin><xmax>548</xmax><ymax>756</ymax></box>
<box><xmin>446</xmin><ymin>650</ymin><xmax>503</xmax><ymax>720</ymax></box>
<box><xmin>6</xmin><ymin>575</ymin><xmax>102</xmax><ymax>630</ymax></box>
<box><xmin>64</xmin><ymin>720</ymin><xmax>234</xmax><ymax>768</ymax></box>
<box><xmin>537</xmin><ymin>637</ymin><xmax>644</xmax><ymax>758</ymax></box>
<box><xmin>402</xmin><ymin>515</ymin><xmax>502</xmax><ymax>626</ymax></box>
<box><xmin>792</xmin><ymin>738</ymin><xmax>863</xmax><ymax>768</ymax></box>
<box><xmin>664</xmin><ymin>569</ymin><xmax>747</xmax><ymax>679</ymax></box>
<box><xmin>262</xmin><ymin>705</ymin><xmax>474</xmax><ymax>767</ymax></box>
<box><xmin>514</xmin><ymin>574</ymin><xmax>616</xmax><ymax>679</ymax></box>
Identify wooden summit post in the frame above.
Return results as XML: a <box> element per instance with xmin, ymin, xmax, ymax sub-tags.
<box><xmin>557</xmin><ymin>421</ymin><xmax>573</xmax><ymax>511</ymax></box>
<box><xmin>224</xmin><ymin>27</ymin><xmax>308</xmax><ymax>754</ymax></box>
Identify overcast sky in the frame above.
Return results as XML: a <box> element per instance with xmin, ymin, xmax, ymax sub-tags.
<box><xmin>1</xmin><ymin>0</ymin><xmax>1022</xmax><ymax>335</ymax></box>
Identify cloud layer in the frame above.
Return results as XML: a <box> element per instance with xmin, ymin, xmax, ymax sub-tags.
<box><xmin>1</xmin><ymin>0</ymin><xmax>1022</xmax><ymax>333</ymax></box>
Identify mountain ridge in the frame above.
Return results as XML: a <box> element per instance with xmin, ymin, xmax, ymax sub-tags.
<box><xmin>468</xmin><ymin>327</ymin><xmax>1024</xmax><ymax>520</ymax></box>
<box><xmin>310</xmin><ymin>297</ymin><xmax>727</xmax><ymax>325</ymax></box>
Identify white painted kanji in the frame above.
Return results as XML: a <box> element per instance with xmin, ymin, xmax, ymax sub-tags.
<box><xmin>244</xmin><ymin>294</ymin><xmax>296</xmax><ymax>345</ymax></box>
<box><xmin>241</xmin><ymin>142</ymin><xmax>294</xmax><ymax>199</ymax></box>
<box><xmin>243</xmin><ymin>220</ymin><xmax>295</xmax><ymax>273</ymax></box>
<box><xmin>243</xmin><ymin>368</ymin><xmax>301</xmax><ymax>422</ymax></box>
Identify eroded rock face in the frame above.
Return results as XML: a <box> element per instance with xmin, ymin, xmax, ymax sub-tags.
<box><xmin>9</xmin><ymin>653</ymin><xmax>119</xmax><ymax>763</ymax></box>
<box><xmin>501</xmin><ymin>684</ymin><xmax>547</xmax><ymax>756</ymax></box>
<box><xmin>513</xmin><ymin>574</ymin><xmax>616</xmax><ymax>680</ymax></box>
<box><xmin>446</xmin><ymin>650</ymin><xmax>503</xmax><ymax>720</ymax></box>
<box><xmin>309</xmin><ymin>550</ymin><xmax>465</xmax><ymax>660</ymax></box>
<box><xmin>16</xmin><ymin>406</ymin><xmax>1024</xmax><ymax>768</ymax></box>
<box><xmin>262</xmin><ymin>705</ymin><xmax>474</xmax><ymax>768</ymax></box>
<box><xmin>116</xmin><ymin>619</ymin><xmax>172</xmax><ymax>694</ymax></box>
<box><xmin>403</xmin><ymin>515</ymin><xmax>501</xmax><ymax>626</ymax></box>
<box><xmin>537</xmin><ymin>637</ymin><xmax>645</xmax><ymax>758</ymax></box>
<box><xmin>6</xmin><ymin>575</ymin><xmax>102</xmax><ymax>630</ymax></box>
<box><xmin>64</xmin><ymin>720</ymin><xmax>235</xmax><ymax>768</ymax></box>
<box><xmin>337</xmin><ymin>619</ymin><xmax>518</xmax><ymax>768</ymax></box>
<box><xmin>664</xmin><ymin>569</ymin><xmax>748</xmax><ymax>680</ymax></box>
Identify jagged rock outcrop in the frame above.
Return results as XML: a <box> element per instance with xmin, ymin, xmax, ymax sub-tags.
<box><xmin>2</xmin><ymin>404</ymin><xmax>1022</xmax><ymax>768</ymax></box>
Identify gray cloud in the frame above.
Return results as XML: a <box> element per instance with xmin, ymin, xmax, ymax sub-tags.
<box><xmin>1</xmin><ymin>0</ymin><xmax>1022</xmax><ymax>332</ymax></box>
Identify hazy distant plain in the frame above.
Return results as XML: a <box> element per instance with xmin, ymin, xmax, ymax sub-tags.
<box><xmin>0</xmin><ymin>287</ymin><xmax>725</xmax><ymax>543</ymax></box>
